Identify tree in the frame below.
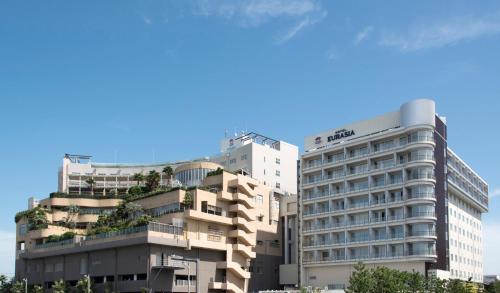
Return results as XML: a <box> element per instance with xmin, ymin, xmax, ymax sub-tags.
<box><xmin>447</xmin><ymin>279</ymin><xmax>467</xmax><ymax>293</ymax></box>
<box><xmin>145</xmin><ymin>170</ymin><xmax>161</xmax><ymax>191</ymax></box>
<box><xmin>133</xmin><ymin>214</ymin><xmax>153</xmax><ymax>227</ymax></box>
<box><xmin>64</xmin><ymin>204</ymin><xmax>80</xmax><ymax>229</ymax></box>
<box><xmin>183</xmin><ymin>191</ymin><xmax>194</xmax><ymax>209</ymax></box>
<box><xmin>427</xmin><ymin>274</ymin><xmax>448</xmax><ymax>293</ymax></box>
<box><xmin>128</xmin><ymin>185</ymin><xmax>143</xmax><ymax>196</ymax></box>
<box><xmin>0</xmin><ymin>275</ymin><xmax>13</xmax><ymax>292</ymax></box>
<box><xmin>85</xmin><ymin>177</ymin><xmax>96</xmax><ymax>195</ymax></box>
<box><xmin>405</xmin><ymin>270</ymin><xmax>426</xmax><ymax>293</ymax></box>
<box><xmin>76</xmin><ymin>276</ymin><xmax>92</xmax><ymax>293</ymax></box>
<box><xmin>371</xmin><ymin>266</ymin><xmax>405</xmax><ymax>293</ymax></box>
<box><xmin>162</xmin><ymin>166</ymin><xmax>174</xmax><ymax>186</ymax></box>
<box><xmin>346</xmin><ymin>262</ymin><xmax>373</xmax><ymax>293</ymax></box>
<box><xmin>132</xmin><ymin>173</ymin><xmax>145</xmax><ymax>186</ymax></box>
<box><xmin>32</xmin><ymin>284</ymin><xmax>44</xmax><ymax>293</ymax></box>
<box><xmin>486</xmin><ymin>281</ymin><xmax>500</xmax><ymax>293</ymax></box>
<box><xmin>0</xmin><ymin>275</ymin><xmax>8</xmax><ymax>289</ymax></box>
<box><xmin>27</xmin><ymin>206</ymin><xmax>49</xmax><ymax>231</ymax></box>
<box><xmin>11</xmin><ymin>280</ymin><xmax>24</xmax><ymax>293</ymax></box>
<box><xmin>53</xmin><ymin>279</ymin><xmax>67</xmax><ymax>293</ymax></box>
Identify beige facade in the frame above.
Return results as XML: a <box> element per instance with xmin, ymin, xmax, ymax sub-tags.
<box><xmin>16</xmin><ymin>164</ymin><xmax>283</xmax><ymax>293</ymax></box>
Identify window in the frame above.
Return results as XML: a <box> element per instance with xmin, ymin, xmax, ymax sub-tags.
<box><xmin>275</xmin><ymin>170</ymin><xmax>280</xmax><ymax>176</ymax></box>
<box><xmin>91</xmin><ymin>276</ymin><xmax>105</xmax><ymax>284</ymax></box>
<box><xmin>241</xmin><ymin>154</ymin><xmax>247</xmax><ymax>160</ymax></box>
<box><xmin>257</xmin><ymin>240</ymin><xmax>264</xmax><ymax>245</ymax></box>
<box><xmin>18</xmin><ymin>224</ymin><xmax>27</xmax><ymax>236</ymax></box>
<box><xmin>257</xmin><ymin>215</ymin><xmax>264</xmax><ymax>222</ymax></box>
<box><xmin>137</xmin><ymin>274</ymin><xmax>147</xmax><ymax>280</ymax></box>
<box><xmin>45</xmin><ymin>263</ymin><xmax>54</xmax><ymax>273</ymax></box>
<box><xmin>276</xmin><ymin>182</ymin><xmax>281</xmax><ymax>189</ymax></box>
<box><xmin>208</xmin><ymin>225</ymin><xmax>224</xmax><ymax>242</ymax></box>
<box><xmin>80</xmin><ymin>258</ymin><xmax>88</xmax><ymax>274</ymax></box>
<box><xmin>119</xmin><ymin>274</ymin><xmax>134</xmax><ymax>281</ymax></box>
<box><xmin>229</xmin><ymin>158</ymin><xmax>236</xmax><ymax>164</ymax></box>
<box><xmin>55</xmin><ymin>262</ymin><xmax>63</xmax><ymax>272</ymax></box>
<box><xmin>253</xmin><ymin>195</ymin><xmax>263</xmax><ymax>205</ymax></box>
<box><xmin>276</xmin><ymin>158</ymin><xmax>280</xmax><ymax>164</ymax></box>
<box><xmin>201</xmin><ymin>201</ymin><xmax>223</xmax><ymax>216</ymax></box>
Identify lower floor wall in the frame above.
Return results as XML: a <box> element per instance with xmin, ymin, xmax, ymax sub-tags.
<box><xmin>303</xmin><ymin>261</ymin><xmax>427</xmax><ymax>290</ymax></box>
<box><xmin>247</xmin><ymin>253</ymin><xmax>283</xmax><ymax>293</ymax></box>
<box><xmin>16</xmin><ymin>244</ymin><xmax>227</xmax><ymax>293</ymax></box>
<box><xmin>16</xmin><ymin>244</ymin><xmax>284</xmax><ymax>293</ymax></box>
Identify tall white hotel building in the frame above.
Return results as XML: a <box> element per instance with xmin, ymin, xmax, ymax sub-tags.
<box><xmin>299</xmin><ymin>99</ymin><xmax>488</xmax><ymax>289</ymax></box>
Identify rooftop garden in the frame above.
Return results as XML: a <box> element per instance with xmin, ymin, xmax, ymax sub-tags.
<box><xmin>206</xmin><ymin>167</ymin><xmax>235</xmax><ymax>177</ymax></box>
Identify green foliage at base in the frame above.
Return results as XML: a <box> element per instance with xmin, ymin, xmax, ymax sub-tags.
<box><xmin>346</xmin><ymin>262</ymin><xmax>480</xmax><ymax>293</ymax></box>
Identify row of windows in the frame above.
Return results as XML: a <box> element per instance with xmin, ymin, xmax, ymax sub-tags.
<box><xmin>450</xmin><ymin>253</ymin><xmax>482</xmax><ymax>268</ymax></box>
<box><xmin>449</xmin><ymin>238</ymin><xmax>482</xmax><ymax>255</ymax></box>
<box><xmin>450</xmin><ymin>269</ymin><xmax>482</xmax><ymax>282</ymax></box>
<box><xmin>449</xmin><ymin>223</ymin><xmax>482</xmax><ymax>243</ymax></box>
<box><xmin>226</xmin><ymin>155</ymin><xmax>281</xmax><ymax>164</ymax></box>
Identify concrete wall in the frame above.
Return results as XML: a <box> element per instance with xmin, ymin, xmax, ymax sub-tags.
<box><xmin>248</xmin><ymin>253</ymin><xmax>283</xmax><ymax>293</ymax></box>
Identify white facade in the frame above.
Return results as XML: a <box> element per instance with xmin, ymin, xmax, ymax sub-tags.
<box><xmin>447</xmin><ymin>150</ymin><xmax>487</xmax><ymax>282</ymax></box>
<box><xmin>215</xmin><ymin>132</ymin><xmax>299</xmax><ymax>196</ymax></box>
<box><xmin>299</xmin><ymin>99</ymin><xmax>488</xmax><ymax>289</ymax></box>
<box><xmin>58</xmin><ymin>133</ymin><xmax>298</xmax><ymax>197</ymax></box>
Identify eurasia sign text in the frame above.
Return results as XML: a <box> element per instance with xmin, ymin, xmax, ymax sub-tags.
<box><xmin>327</xmin><ymin>129</ymin><xmax>355</xmax><ymax>142</ymax></box>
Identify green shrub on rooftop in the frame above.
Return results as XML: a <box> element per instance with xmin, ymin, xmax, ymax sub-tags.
<box><xmin>45</xmin><ymin>231</ymin><xmax>76</xmax><ymax>243</ymax></box>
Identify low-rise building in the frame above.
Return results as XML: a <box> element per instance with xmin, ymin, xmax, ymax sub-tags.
<box><xmin>16</xmin><ymin>163</ymin><xmax>283</xmax><ymax>293</ymax></box>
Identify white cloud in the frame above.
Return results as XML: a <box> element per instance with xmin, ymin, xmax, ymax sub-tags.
<box><xmin>0</xmin><ymin>231</ymin><xmax>15</xmax><ymax>278</ymax></box>
<box><xmin>275</xmin><ymin>10</ymin><xmax>327</xmax><ymax>44</ymax></box>
<box><xmin>275</xmin><ymin>18</ymin><xmax>311</xmax><ymax>44</ymax></box>
<box><xmin>326</xmin><ymin>48</ymin><xmax>337</xmax><ymax>62</ymax></box>
<box><xmin>490</xmin><ymin>187</ymin><xmax>500</xmax><ymax>198</ymax></box>
<box><xmin>194</xmin><ymin>0</ymin><xmax>323</xmax><ymax>25</ymax></box>
<box><xmin>354</xmin><ymin>25</ymin><xmax>374</xmax><ymax>45</ymax></box>
<box><xmin>379</xmin><ymin>15</ymin><xmax>500</xmax><ymax>51</ymax></box>
<box><xmin>194</xmin><ymin>0</ymin><xmax>326</xmax><ymax>43</ymax></box>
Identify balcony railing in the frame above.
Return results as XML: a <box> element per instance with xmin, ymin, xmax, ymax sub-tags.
<box><xmin>85</xmin><ymin>222</ymin><xmax>183</xmax><ymax>242</ymax></box>
<box><xmin>408</xmin><ymin>211</ymin><xmax>436</xmax><ymax>218</ymax></box>
<box><xmin>406</xmin><ymin>230</ymin><xmax>436</xmax><ymax>237</ymax></box>
<box><xmin>407</xmin><ymin>192</ymin><xmax>435</xmax><ymax>200</ymax></box>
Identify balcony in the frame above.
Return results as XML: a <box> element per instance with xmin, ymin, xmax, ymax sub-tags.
<box><xmin>407</xmin><ymin>192</ymin><xmax>435</xmax><ymax>201</ymax></box>
<box><xmin>209</xmin><ymin>281</ymin><xmax>244</xmax><ymax>293</ymax></box>
<box><xmin>232</xmin><ymin>217</ymin><xmax>256</xmax><ymax>233</ymax></box>
<box><xmin>217</xmin><ymin>261</ymin><xmax>251</xmax><ymax>279</ymax></box>
<box><xmin>303</xmin><ymin>160</ymin><xmax>323</xmax><ymax>171</ymax></box>
<box><xmin>346</xmin><ymin>185</ymin><xmax>369</xmax><ymax>194</ymax></box>
<box><xmin>406</xmin><ymin>230</ymin><xmax>436</xmax><ymax>237</ymax></box>
<box><xmin>228</xmin><ymin>229</ymin><xmax>255</xmax><ymax>246</ymax></box>
<box><xmin>25</xmin><ymin>222</ymin><xmax>185</xmax><ymax>254</ymax></box>
<box><xmin>325</xmin><ymin>154</ymin><xmax>345</xmax><ymax>165</ymax></box>
<box><xmin>229</xmin><ymin>204</ymin><xmax>255</xmax><ymax>221</ymax></box>
<box><xmin>349</xmin><ymin>201</ymin><xmax>370</xmax><ymax>210</ymax></box>
<box><xmin>407</xmin><ymin>211</ymin><xmax>436</xmax><ymax>219</ymax></box>
<box><xmin>232</xmin><ymin>244</ymin><xmax>256</xmax><ymax>258</ymax></box>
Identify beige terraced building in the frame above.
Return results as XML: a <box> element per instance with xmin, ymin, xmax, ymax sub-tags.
<box><xmin>300</xmin><ymin>99</ymin><xmax>488</xmax><ymax>289</ymax></box>
<box><xmin>15</xmin><ymin>162</ymin><xmax>283</xmax><ymax>293</ymax></box>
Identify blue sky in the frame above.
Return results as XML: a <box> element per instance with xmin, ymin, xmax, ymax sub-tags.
<box><xmin>1</xmin><ymin>0</ymin><xmax>500</xmax><ymax>276</ymax></box>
